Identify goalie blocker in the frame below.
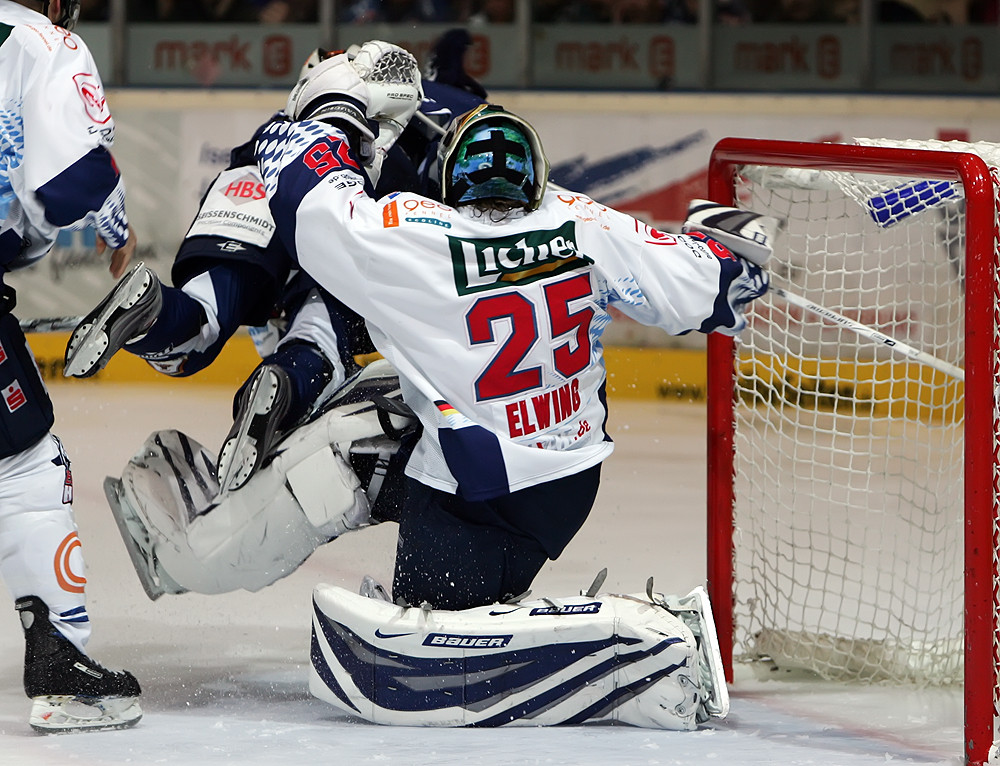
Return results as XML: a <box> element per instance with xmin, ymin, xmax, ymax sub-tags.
<box><xmin>309</xmin><ymin>580</ymin><xmax>728</xmax><ymax>729</ymax></box>
<box><xmin>682</xmin><ymin>199</ymin><xmax>778</xmax><ymax>268</ymax></box>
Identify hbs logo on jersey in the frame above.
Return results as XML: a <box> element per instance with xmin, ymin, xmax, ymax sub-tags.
<box><xmin>448</xmin><ymin>221</ymin><xmax>592</xmax><ymax>296</ymax></box>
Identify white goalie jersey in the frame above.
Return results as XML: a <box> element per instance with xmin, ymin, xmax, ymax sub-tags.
<box><xmin>256</xmin><ymin>119</ymin><xmax>763</xmax><ymax>500</ymax></box>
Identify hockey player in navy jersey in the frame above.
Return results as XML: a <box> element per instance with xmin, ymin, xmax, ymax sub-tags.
<box><xmin>64</xmin><ymin>41</ymin><xmax>474</xmax><ymax>496</ymax></box>
<box><xmin>58</xmin><ymin>43</ymin><xmax>450</xmax><ymax>600</ymax></box>
<box><xmin>0</xmin><ymin>0</ymin><xmax>141</xmax><ymax>733</ymax></box>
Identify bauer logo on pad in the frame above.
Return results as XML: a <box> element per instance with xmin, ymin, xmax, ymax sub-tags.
<box><xmin>423</xmin><ymin>633</ymin><xmax>512</xmax><ymax>649</ymax></box>
<box><xmin>529</xmin><ymin>601</ymin><xmax>602</xmax><ymax>616</ymax></box>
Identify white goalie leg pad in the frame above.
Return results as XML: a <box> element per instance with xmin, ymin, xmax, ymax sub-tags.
<box><xmin>116</xmin><ymin>403</ymin><xmax>391</xmax><ymax>595</ymax></box>
<box><xmin>309</xmin><ymin>584</ymin><xmax>721</xmax><ymax>729</ymax></box>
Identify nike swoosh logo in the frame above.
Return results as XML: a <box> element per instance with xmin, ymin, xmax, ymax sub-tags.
<box><xmin>488</xmin><ymin>608</ymin><xmax>523</xmax><ymax>616</ymax></box>
<box><xmin>374</xmin><ymin>629</ymin><xmax>415</xmax><ymax>639</ymax></box>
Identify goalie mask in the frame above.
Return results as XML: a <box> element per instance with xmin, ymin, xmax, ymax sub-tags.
<box><xmin>42</xmin><ymin>0</ymin><xmax>80</xmax><ymax>30</ymax></box>
<box><xmin>438</xmin><ymin>105</ymin><xmax>549</xmax><ymax>211</ymax></box>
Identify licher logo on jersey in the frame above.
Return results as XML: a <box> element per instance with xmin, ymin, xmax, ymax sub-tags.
<box><xmin>422</xmin><ymin>633</ymin><xmax>513</xmax><ymax>649</ymax></box>
<box><xmin>3</xmin><ymin>380</ymin><xmax>26</xmax><ymax>412</ymax></box>
<box><xmin>448</xmin><ymin>221</ymin><xmax>591</xmax><ymax>295</ymax></box>
<box><xmin>222</xmin><ymin>174</ymin><xmax>265</xmax><ymax>204</ymax></box>
<box><xmin>72</xmin><ymin>73</ymin><xmax>111</xmax><ymax>125</ymax></box>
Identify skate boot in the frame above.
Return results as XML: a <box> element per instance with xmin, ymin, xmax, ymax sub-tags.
<box><xmin>217</xmin><ymin>364</ymin><xmax>293</xmax><ymax>494</ymax></box>
<box><xmin>16</xmin><ymin>596</ymin><xmax>142</xmax><ymax>733</ymax></box>
<box><xmin>653</xmin><ymin>584</ymin><xmax>730</xmax><ymax>723</ymax></box>
<box><xmin>64</xmin><ymin>261</ymin><xmax>162</xmax><ymax>378</ymax></box>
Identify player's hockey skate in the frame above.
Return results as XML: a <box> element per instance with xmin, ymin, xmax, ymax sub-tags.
<box><xmin>653</xmin><ymin>583</ymin><xmax>730</xmax><ymax>722</ymax></box>
<box><xmin>217</xmin><ymin>364</ymin><xmax>293</xmax><ymax>494</ymax></box>
<box><xmin>15</xmin><ymin>596</ymin><xmax>141</xmax><ymax>733</ymax></box>
<box><xmin>104</xmin><ymin>476</ymin><xmax>185</xmax><ymax>601</ymax></box>
<box><xmin>64</xmin><ymin>261</ymin><xmax>162</xmax><ymax>378</ymax></box>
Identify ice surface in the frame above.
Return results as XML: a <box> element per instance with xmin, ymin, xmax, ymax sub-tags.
<box><xmin>0</xmin><ymin>385</ymin><xmax>965</xmax><ymax>765</ymax></box>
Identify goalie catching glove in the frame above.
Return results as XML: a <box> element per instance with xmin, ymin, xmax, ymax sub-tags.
<box><xmin>286</xmin><ymin>41</ymin><xmax>422</xmax><ymax>171</ymax></box>
<box><xmin>347</xmin><ymin>40</ymin><xmax>423</xmax><ymax>155</ymax></box>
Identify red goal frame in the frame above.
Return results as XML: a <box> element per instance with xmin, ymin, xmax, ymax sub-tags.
<box><xmin>704</xmin><ymin>138</ymin><xmax>999</xmax><ymax>766</ymax></box>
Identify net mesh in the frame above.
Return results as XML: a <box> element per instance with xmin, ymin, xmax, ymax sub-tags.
<box><xmin>729</xmin><ymin>138</ymin><xmax>999</xmax><ymax>686</ymax></box>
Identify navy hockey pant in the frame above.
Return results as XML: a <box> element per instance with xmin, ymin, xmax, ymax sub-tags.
<box><xmin>392</xmin><ymin>464</ymin><xmax>602</xmax><ymax>611</ymax></box>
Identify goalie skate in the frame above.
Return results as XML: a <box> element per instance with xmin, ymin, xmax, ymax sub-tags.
<box><xmin>16</xmin><ymin>596</ymin><xmax>142</xmax><ymax>733</ymax></box>
<box><xmin>64</xmin><ymin>261</ymin><xmax>162</xmax><ymax>378</ymax></box>
<box><xmin>653</xmin><ymin>584</ymin><xmax>729</xmax><ymax>721</ymax></box>
<box><xmin>104</xmin><ymin>476</ymin><xmax>185</xmax><ymax>601</ymax></box>
<box><xmin>217</xmin><ymin>364</ymin><xmax>292</xmax><ymax>494</ymax></box>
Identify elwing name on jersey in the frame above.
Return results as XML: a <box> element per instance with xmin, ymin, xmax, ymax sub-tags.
<box><xmin>448</xmin><ymin>221</ymin><xmax>593</xmax><ymax>295</ymax></box>
<box><xmin>505</xmin><ymin>378</ymin><xmax>582</xmax><ymax>439</ymax></box>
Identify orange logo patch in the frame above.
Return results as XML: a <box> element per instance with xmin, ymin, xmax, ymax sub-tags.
<box><xmin>54</xmin><ymin>532</ymin><xmax>86</xmax><ymax>594</ymax></box>
<box><xmin>383</xmin><ymin>200</ymin><xmax>400</xmax><ymax>228</ymax></box>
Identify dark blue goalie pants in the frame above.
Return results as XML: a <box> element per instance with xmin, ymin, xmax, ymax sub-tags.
<box><xmin>392</xmin><ymin>464</ymin><xmax>602</xmax><ymax>611</ymax></box>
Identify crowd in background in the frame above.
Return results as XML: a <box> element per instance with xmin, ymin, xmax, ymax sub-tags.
<box><xmin>75</xmin><ymin>0</ymin><xmax>997</xmax><ymax>24</ymax></box>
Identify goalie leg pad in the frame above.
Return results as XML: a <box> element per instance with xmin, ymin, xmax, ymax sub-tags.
<box><xmin>115</xmin><ymin>426</ymin><xmax>368</xmax><ymax>595</ymax></box>
<box><xmin>109</xmin><ymin>371</ymin><xmax>411</xmax><ymax>597</ymax></box>
<box><xmin>309</xmin><ymin>584</ymin><xmax>722</xmax><ymax>729</ymax></box>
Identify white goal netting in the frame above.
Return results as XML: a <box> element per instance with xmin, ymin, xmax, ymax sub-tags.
<box><xmin>724</xmin><ymin>138</ymin><xmax>999</xmax><ymax>687</ymax></box>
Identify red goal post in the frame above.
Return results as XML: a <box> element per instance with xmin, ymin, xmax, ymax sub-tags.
<box><xmin>704</xmin><ymin>138</ymin><xmax>999</xmax><ymax>765</ymax></box>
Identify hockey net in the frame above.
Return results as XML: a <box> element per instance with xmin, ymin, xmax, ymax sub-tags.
<box><xmin>704</xmin><ymin>138</ymin><xmax>999</xmax><ymax>765</ymax></box>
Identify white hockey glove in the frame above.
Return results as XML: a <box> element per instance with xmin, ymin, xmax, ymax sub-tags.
<box><xmin>681</xmin><ymin>199</ymin><xmax>778</xmax><ymax>267</ymax></box>
<box><xmin>286</xmin><ymin>54</ymin><xmax>375</xmax><ymax>161</ymax></box>
<box><xmin>348</xmin><ymin>41</ymin><xmax>423</xmax><ymax>156</ymax></box>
